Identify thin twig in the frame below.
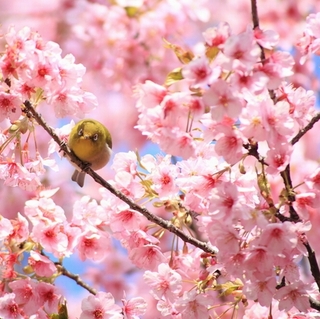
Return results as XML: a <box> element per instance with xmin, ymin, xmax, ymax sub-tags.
<box><xmin>309</xmin><ymin>297</ymin><xmax>320</xmax><ymax>311</ymax></box>
<box><xmin>250</xmin><ymin>0</ymin><xmax>259</xmax><ymax>29</ymax></box>
<box><xmin>304</xmin><ymin>241</ymin><xmax>320</xmax><ymax>291</ymax></box>
<box><xmin>55</xmin><ymin>263</ymin><xmax>97</xmax><ymax>295</ymax></box>
<box><xmin>291</xmin><ymin>112</ymin><xmax>320</xmax><ymax>145</ymax></box>
<box><xmin>243</xmin><ymin>141</ymin><xmax>267</xmax><ymax>166</ymax></box>
<box><xmin>280</xmin><ymin>165</ymin><xmax>301</xmax><ymax>222</ymax></box>
<box><xmin>251</xmin><ymin>0</ymin><xmax>263</xmax><ymax>60</ymax></box>
<box><xmin>244</xmin><ymin>116</ymin><xmax>320</xmax><ymax>222</ymax></box>
<box><xmin>23</xmin><ymin>101</ymin><xmax>217</xmax><ymax>255</ymax></box>
<box><xmin>251</xmin><ymin>0</ymin><xmax>276</xmax><ymax>102</ymax></box>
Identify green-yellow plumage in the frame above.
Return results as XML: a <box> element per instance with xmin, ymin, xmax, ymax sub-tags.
<box><xmin>68</xmin><ymin>119</ymin><xmax>112</xmax><ymax>187</ymax></box>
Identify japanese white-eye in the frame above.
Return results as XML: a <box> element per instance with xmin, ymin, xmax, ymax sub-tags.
<box><xmin>67</xmin><ymin>119</ymin><xmax>112</xmax><ymax>187</ymax></box>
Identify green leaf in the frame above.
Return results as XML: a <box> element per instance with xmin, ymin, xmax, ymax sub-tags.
<box><xmin>205</xmin><ymin>46</ymin><xmax>220</xmax><ymax>62</ymax></box>
<box><xmin>163</xmin><ymin>38</ymin><xmax>194</xmax><ymax>64</ymax></box>
<box><xmin>125</xmin><ymin>6</ymin><xmax>139</xmax><ymax>17</ymax></box>
<box><xmin>164</xmin><ymin>68</ymin><xmax>183</xmax><ymax>86</ymax></box>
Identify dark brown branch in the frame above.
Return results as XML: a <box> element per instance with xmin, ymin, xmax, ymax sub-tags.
<box><xmin>276</xmin><ymin>113</ymin><xmax>320</xmax><ymax>222</ymax></box>
<box><xmin>276</xmin><ymin>276</ymin><xmax>286</xmax><ymax>289</ymax></box>
<box><xmin>274</xmin><ymin>211</ymin><xmax>295</xmax><ymax>222</ymax></box>
<box><xmin>280</xmin><ymin>165</ymin><xmax>301</xmax><ymax>222</ymax></box>
<box><xmin>251</xmin><ymin>0</ymin><xmax>260</xmax><ymax>30</ymax></box>
<box><xmin>23</xmin><ymin>101</ymin><xmax>217</xmax><ymax>256</ymax></box>
<box><xmin>310</xmin><ymin>297</ymin><xmax>320</xmax><ymax>311</ymax></box>
<box><xmin>242</xmin><ymin>113</ymin><xmax>320</xmax><ymax>298</ymax></box>
<box><xmin>55</xmin><ymin>263</ymin><xmax>97</xmax><ymax>295</ymax></box>
<box><xmin>251</xmin><ymin>0</ymin><xmax>276</xmax><ymax>102</ymax></box>
<box><xmin>81</xmin><ymin>168</ymin><xmax>216</xmax><ymax>253</ymax></box>
<box><xmin>23</xmin><ymin>101</ymin><xmax>65</xmax><ymax>152</ymax></box>
<box><xmin>23</xmin><ymin>101</ymin><xmax>90</xmax><ymax>172</ymax></box>
<box><xmin>243</xmin><ymin>140</ymin><xmax>267</xmax><ymax>166</ymax></box>
<box><xmin>280</xmin><ymin>165</ymin><xmax>295</xmax><ymax>201</ymax></box>
<box><xmin>243</xmin><ymin>141</ymin><xmax>301</xmax><ymax>223</ymax></box>
<box><xmin>304</xmin><ymin>241</ymin><xmax>320</xmax><ymax>291</ymax></box>
<box><xmin>251</xmin><ymin>0</ymin><xmax>266</xmax><ymax>63</ymax></box>
<box><xmin>291</xmin><ymin>112</ymin><xmax>320</xmax><ymax>145</ymax></box>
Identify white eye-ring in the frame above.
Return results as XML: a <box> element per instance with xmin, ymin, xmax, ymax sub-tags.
<box><xmin>93</xmin><ymin>133</ymin><xmax>99</xmax><ymax>141</ymax></box>
<box><xmin>78</xmin><ymin>128</ymin><xmax>83</xmax><ymax>136</ymax></box>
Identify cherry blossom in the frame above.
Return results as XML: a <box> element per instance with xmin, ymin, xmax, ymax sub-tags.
<box><xmin>275</xmin><ymin>281</ymin><xmax>310</xmax><ymax>313</ymax></box>
<box><xmin>24</xmin><ymin>194</ymin><xmax>66</xmax><ymax>226</ymax></box>
<box><xmin>265</xmin><ymin>143</ymin><xmax>293</xmax><ymax>175</ymax></box>
<box><xmin>182</xmin><ymin>56</ymin><xmax>220</xmax><ymax>88</ymax></box>
<box><xmin>79</xmin><ymin>292</ymin><xmax>122</xmax><ymax>319</ymax></box>
<box><xmin>109</xmin><ymin>209</ymin><xmax>144</xmax><ymax>232</ymax></box>
<box><xmin>253</xmin><ymin>27</ymin><xmax>279</xmax><ymax>49</ymax></box>
<box><xmin>77</xmin><ymin>231</ymin><xmax>112</xmax><ymax>262</ymax></box>
<box><xmin>206</xmin><ymin>221</ymin><xmax>241</xmax><ymax>256</ymax></box>
<box><xmin>243</xmin><ymin>301</ymin><xmax>289</xmax><ymax>319</ymax></box>
<box><xmin>243</xmin><ymin>273</ymin><xmax>277</xmax><ymax>307</ymax></box>
<box><xmin>72</xmin><ymin>195</ymin><xmax>110</xmax><ymax>230</ymax></box>
<box><xmin>243</xmin><ymin>245</ymin><xmax>274</xmax><ymax>275</ymax></box>
<box><xmin>121</xmin><ymin>296</ymin><xmax>147</xmax><ymax>319</ymax></box>
<box><xmin>203</xmin><ymin>22</ymin><xmax>232</xmax><ymax>49</ymax></box>
<box><xmin>31</xmin><ymin>222</ymin><xmax>69</xmax><ymax>257</ymax></box>
<box><xmin>203</xmin><ymin>79</ymin><xmax>244</xmax><ymax>121</ymax></box>
<box><xmin>35</xmin><ymin>282</ymin><xmax>61</xmax><ymax>314</ymax></box>
<box><xmin>9</xmin><ymin>278</ymin><xmax>39</xmax><ymax>316</ymax></box>
<box><xmin>222</xmin><ymin>31</ymin><xmax>260</xmax><ymax>71</ymax></box>
<box><xmin>214</xmin><ymin>124</ymin><xmax>245</xmax><ymax>164</ymax></box>
<box><xmin>257</xmin><ymin>222</ymin><xmax>298</xmax><ymax>255</ymax></box>
<box><xmin>144</xmin><ymin>263</ymin><xmax>182</xmax><ymax>302</ymax></box>
<box><xmin>175</xmin><ymin>290</ymin><xmax>214</xmax><ymax>319</ymax></box>
<box><xmin>7</xmin><ymin>213</ymin><xmax>29</xmax><ymax>244</ymax></box>
<box><xmin>28</xmin><ymin>251</ymin><xmax>56</xmax><ymax>278</ymax></box>
<box><xmin>112</xmin><ymin>171</ymin><xmax>145</xmax><ymax>199</ymax></box>
<box><xmin>0</xmin><ymin>92</ymin><xmax>22</xmax><ymax>123</ymax></box>
<box><xmin>293</xmin><ymin>192</ymin><xmax>320</xmax><ymax>220</ymax></box>
<box><xmin>297</xmin><ymin>12</ymin><xmax>320</xmax><ymax>63</ymax></box>
<box><xmin>305</xmin><ymin>167</ymin><xmax>320</xmax><ymax>191</ymax></box>
<box><xmin>0</xmin><ymin>293</ymin><xmax>23</xmax><ymax>319</ymax></box>
<box><xmin>111</xmin><ymin>151</ymin><xmax>139</xmax><ymax>177</ymax></box>
<box><xmin>0</xmin><ymin>216</ymin><xmax>13</xmax><ymax>240</ymax></box>
<box><xmin>129</xmin><ymin>244</ymin><xmax>166</xmax><ymax>271</ymax></box>
<box><xmin>278</xmin><ymin>84</ymin><xmax>316</xmax><ymax>128</ymax></box>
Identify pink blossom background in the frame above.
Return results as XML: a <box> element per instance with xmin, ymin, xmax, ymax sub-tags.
<box><xmin>1</xmin><ymin>0</ymin><xmax>320</xmax><ymax>318</ymax></box>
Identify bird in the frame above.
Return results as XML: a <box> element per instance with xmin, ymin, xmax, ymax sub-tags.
<box><xmin>67</xmin><ymin>119</ymin><xmax>112</xmax><ymax>187</ymax></box>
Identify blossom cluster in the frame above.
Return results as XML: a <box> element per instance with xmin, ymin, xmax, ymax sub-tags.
<box><xmin>0</xmin><ymin>26</ymin><xmax>97</xmax><ymax>119</ymax></box>
<box><xmin>0</xmin><ymin>186</ymin><xmax>150</xmax><ymax>318</ymax></box>
<box><xmin>297</xmin><ymin>12</ymin><xmax>320</xmax><ymax>64</ymax></box>
<box><xmin>0</xmin><ymin>26</ymin><xmax>97</xmax><ymax>191</ymax></box>
<box><xmin>131</xmin><ymin>14</ymin><xmax>320</xmax><ymax>318</ymax></box>
<box><xmin>64</xmin><ymin>0</ymin><xmax>211</xmax><ymax>92</ymax></box>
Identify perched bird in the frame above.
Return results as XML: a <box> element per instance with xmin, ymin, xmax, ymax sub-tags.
<box><xmin>67</xmin><ymin>119</ymin><xmax>112</xmax><ymax>187</ymax></box>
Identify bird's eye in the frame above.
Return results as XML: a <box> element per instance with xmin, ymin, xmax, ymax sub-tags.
<box><xmin>78</xmin><ymin>128</ymin><xmax>83</xmax><ymax>136</ymax></box>
<box><xmin>93</xmin><ymin>133</ymin><xmax>99</xmax><ymax>141</ymax></box>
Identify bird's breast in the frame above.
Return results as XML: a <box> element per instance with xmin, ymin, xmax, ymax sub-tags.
<box><xmin>72</xmin><ymin>139</ymin><xmax>98</xmax><ymax>162</ymax></box>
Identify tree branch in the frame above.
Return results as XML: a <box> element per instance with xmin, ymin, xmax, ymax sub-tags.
<box><xmin>55</xmin><ymin>263</ymin><xmax>97</xmax><ymax>295</ymax></box>
<box><xmin>23</xmin><ymin>101</ymin><xmax>217</xmax><ymax>256</ymax></box>
<box><xmin>310</xmin><ymin>296</ymin><xmax>320</xmax><ymax>311</ymax></box>
<box><xmin>280</xmin><ymin>165</ymin><xmax>301</xmax><ymax>222</ymax></box>
<box><xmin>251</xmin><ymin>0</ymin><xmax>260</xmax><ymax>30</ymax></box>
<box><xmin>251</xmin><ymin>0</ymin><xmax>265</xmax><ymax>63</ymax></box>
<box><xmin>304</xmin><ymin>241</ymin><xmax>320</xmax><ymax>291</ymax></box>
<box><xmin>251</xmin><ymin>0</ymin><xmax>276</xmax><ymax>102</ymax></box>
<box><xmin>291</xmin><ymin>112</ymin><xmax>320</xmax><ymax>145</ymax></box>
